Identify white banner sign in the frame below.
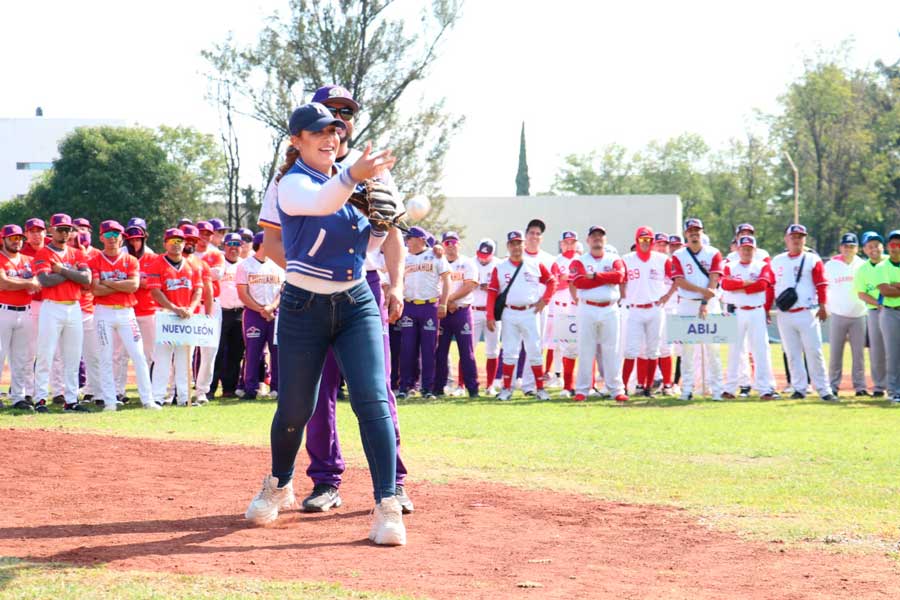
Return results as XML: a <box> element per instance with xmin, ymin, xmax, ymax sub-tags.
<box><xmin>155</xmin><ymin>312</ymin><xmax>219</xmax><ymax>347</ymax></box>
<box><xmin>665</xmin><ymin>314</ymin><xmax>738</xmax><ymax>344</ymax></box>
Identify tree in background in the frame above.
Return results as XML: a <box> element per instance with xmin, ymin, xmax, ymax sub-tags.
<box><xmin>516</xmin><ymin>121</ymin><xmax>530</xmax><ymax>196</ymax></box>
<box><xmin>203</xmin><ymin>0</ymin><xmax>465</xmax><ymax>232</ymax></box>
<box><xmin>0</xmin><ymin>126</ymin><xmax>219</xmax><ymax>247</ymax></box>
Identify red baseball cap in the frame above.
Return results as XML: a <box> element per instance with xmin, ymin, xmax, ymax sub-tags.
<box><xmin>1</xmin><ymin>224</ymin><xmax>24</xmax><ymax>238</ymax></box>
<box><xmin>73</xmin><ymin>217</ymin><xmax>91</xmax><ymax>229</ymax></box>
<box><xmin>25</xmin><ymin>218</ymin><xmax>45</xmax><ymax>231</ymax></box>
<box><xmin>196</xmin><ymin>221</ymin><xmax>214</xmax><ymax>234</ymax></box>
<box><xmin>100</xmin><ymin>220</ymin><xmax>124</xmax><ymax>234</ymax></box>
<box><xmin>164</xmin><ymin>228</ymin><xmax>185</xmax><ymax>242</ymax></box>
<box><xmin>635</xmin><ymin>226</ymin><xmax>654</xmax><ymax>240</ymax></box>
<box><xmin>50</xmin><ymin>213</ymin><xmax>73</xmax><ymax>228</ymax></box>
<box><xmin>180</xmin><ymin>224</ymin><xmax>200</xmax><ymax>240</ymax></box>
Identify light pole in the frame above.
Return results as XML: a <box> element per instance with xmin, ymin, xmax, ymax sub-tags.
<box><xmin>784</xmin><ymin>151</ymin><xmax>799</xmax><ymax>224</ymax></box>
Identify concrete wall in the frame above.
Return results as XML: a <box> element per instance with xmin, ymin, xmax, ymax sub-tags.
<box><xmin>439</xmin><ymin>195</ymin><xmax>682</xmax><ymax>255</ymax></box>
<box><xmin>0</xmin><ymin>117</ymin><xmax>126</xmax><ymax>201</ymax></box>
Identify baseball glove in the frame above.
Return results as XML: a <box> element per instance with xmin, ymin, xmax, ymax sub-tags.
<box><xmin>348</xmin><ymin>179</ymin><xmax>407</xmax><ymax>233</ymax></box>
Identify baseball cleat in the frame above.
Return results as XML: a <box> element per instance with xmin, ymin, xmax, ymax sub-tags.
<box><xmin>143</xmin><ymin>401</ymin><xmax>163</xmax><ymax>410</ymax></box>
<box><xmin>64</xmin><ymin>402</ymin><xmax>91</xmax><ymax>412</ymax></box>
<box><xmin>557</xmin><ymin>389</ymin><xmax>571</xmax><ymax>399</ymax></box>
<box><xmin>34</xmin><ymin>399</ymin><xmax>49</xmax><ymax>413</ymax></box>
<box><xmin>424</xmin><ymin>393</ymin><xmax>437</xmax><ymax>400</ymax></box>
<box><xmin>369</xmin><ymin>496</ymin><xmax>406</xmax><ymax>546</ymax></box>
<box><xmin>891</xmin><ymin>394</ymin><xmax>900</xmax><ymax>404</ymax></box>
<box><xmin>855</xmin><ymin>390</ymin><xmax>870</xmax><ymax>397</ymax></box>
<box><xmin>739</xmin><ymin>386</ymin><xmax>751</xmax><ymax>398</ymax></box>
<box><xmin>12</xmin><ymin>400</ymin><xmax>34</xmax><ymax>412</ymax></box>
<box><xmin>396</xmin><ymin>391</ymin><xmax>408</xmax><ymax>399</ymax></box>
<box><xmin>614</xmin><ymin>394</ymin><xmax>629</xmax><ymax>403</ymax></box>
<box><xmin>821</xmin><ymin>394</ymin><xmax>838</xmax><ymax>402</ymax></box>
<box><xmin>301</xmin><ymin>484</ymin><xmax>342</xmax><ymax>512</ymax></box>
<box><xmin>790</xmin><ymin>391</ymin><xmax>805</xmax><ymax>399</ymax></box>
<box><xmin>760</xmin><ymin>393</ymin><xmax>775</xmax><ymax>401</ymax></box>
<box><xmin>680</xmin><ymin>392</ymin><xmax>693</xmax><ymax>401</ymax></box>
<box><xmin>496</xmin><ymin>388</ymin><xmax>512</xmax><ymax>401</ymax></box>
<box><xmin>246</xmin><ymin>475</ymin><xmax>296</xmax><ymax>525</ymax></box>
<box><xmin>395</xmin><ymin>485</ymin><xmax>415</xmax><ymax>514</ymax></box>
<box><xmin>574</xmin><ymin>393</ymin><xmax>586</xmax><ymax>402</ymax></box>
<box><xmin>721</xmin><ymin>392</ymin><xmax>736</xmax><ymax>399</ymax></box>
<box><xmin>195</xmin><ymin>394</ymin><xmax>209</xmax><ymax>405</ymax></box>
<box><xmin>661</xmin><ymin>385</ymin><xmax>674</xmax><ymax>396</ymax></box>
<box><xmin>485</xmin><ymin>386</ymin><xmax>498</xmax><ymax>396</ymax></box>
<box><xmin>51</xmin><ymin>395</ymin><xmax>65</xmax><ymax>405</ymax></box>
<box><xmin>536</xmin><ymin>389</ymin><xmax>551</xmax><ymax>401</ymax></box>
<box><xmin>235</xmin><ymin>388</ymin><xmax>245</xmax><ymax>398</ymax></box>
<box><xmin>873</xmin><ymin>391</ymin><xmax>885</xmax><ymax>398</ymax></box>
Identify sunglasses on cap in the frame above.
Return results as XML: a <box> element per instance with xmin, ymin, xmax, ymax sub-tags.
<box><xmin>325</xmin><ymin>106</ymin><xmax>355</xmax><ymax>120</ymax></box>
<box><xmin>102</xmin><ymin>231</ymin><xmax>121</xmax><ymax>239</ymax></box>
<box><xmin>224</xmin><ymin>241</ymin><xmax>241</xmax><ymax>247</ymax></box>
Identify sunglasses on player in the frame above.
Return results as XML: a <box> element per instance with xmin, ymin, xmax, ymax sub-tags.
<box><xmin>55</xmin><ymin>226</ymin><xmax>72</xmax><ymax>234</ymax></box>
<box><xmin>102</xmin><ymin>231</ymin><xmax>121</xmax><ymax>239</ymax></box>
<box><xmin>326</xmin><ymin>106</ymin><xmax>355</xmax><ymax>121</ymax></box>
<box><xmin>224</xmin><ymin>241</ymin><xmax>241</xmax><ymax>247</ymax></box>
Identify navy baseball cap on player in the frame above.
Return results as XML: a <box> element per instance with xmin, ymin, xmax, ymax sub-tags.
<box><xmin>735</xmin><ymin>223</ymin><xmax>755</xmax><ymax>234</ymax></box>
<box><xmin>683</xmin><ymin>218</ymin><xmax>703</xmax><ymax>231</ymax></box>
<box><xmin>888</xmin><ymin>230</ymin><xmax>900</xmax><ymax>242</ymax></box>
<box><xmin>177</xmin><ymin>218</ymin><xmax>193</xmax><ymax>227</ymax></box>
<box><xmin>668</xmin><ymin>234</ymin><xmax>684</xmax><ymax>245</ymax></box>
<box><xmin>738</xmin><ymin>235</ymin><xmax>756</xmax><ymax>247</ymax></box>
<box><xmin>860</xmin><ymin>231</ymin><xmax>884</xmax><ymax>246</ymax></box>
<box><xmin>426</xmin><ymin>234</ymin><xmax>436</xmax><ymax>248</ymax></box>
<box><xmin>406</xmin><ymin>226</ymin><xmax>428</xmax><ymax>239</ymax></box>
<box><xmin>507</xmin><ymin>230</ymin><xmax>525</xmax><ymax>242</ymax></box>
<box><xmin>252</xmin><ymin>231</ymin><xmax>265</xmax><ymax>247</ymax></box>
<box><xmin>50</xmin><ymin>214</ymin><xmax>72</xmax><ymax>228</ymax></box>
<box><xmin>223</xmin><ymin>232</ymin><xmax>242</xmax><ymax>245</ymax></box>
<box><xmin>442</xmin><ymin>231</ymin><xmax>460</xmax><ymax>244</ymax></box>
<box><xmin>560</xmin><ymin>230</ymin><xmax>577</xmax><ymax>241</ymax></box>
<box><xmin>785</xmin><ymin>224</ymin><xmax>808</xmax><ymax>236</ymax></box>
<box><xmin>654</xmin><ymin>233</ymin><xmax>668</xmax><ymax>243</ymax></box>
<box><xmin>127</xmin><ymin>217</ymin><xmax>148</xmax><ymax>232</ymax></box>
<box><xmin>1</xmin><ymin>224</ymin><xmax>24</xmax><ymax>238</ymax></box>
<box><xmin>208</xmin><ymin>218</ymin><xmax>227</xmax><ymax>232</ymax></box>
<box><xmin>25</xmin><ymin>218</ymin><xmax>45</xmax><ymax>231</ymax></box>
<box><xmin>124</xmin><ymin>226</ymin><xmax>146</xmax><ymax>240</ymax></box>
<box><xmin>476</xmin><ymin>239</ymin><xmax>496</xmax><ymax>257</ymax></box>
<box><xmin>840</xmin><ymin>233</ymin><xmax>859</xmax><ymax>246</ymax></box>
<box><xmin>164</xmin><ymin>228</ymin><xmax>185</xmax><ymax>242</ymax></box>
<box><xmin>100</xmin><ymin>220</ymin><xmax>124</xmax><ymax>234</ymax></box>
<box><xmin>289</xmin><ymin>103</ymin><xmax>347</xmax><ymax>136</ymax></box>
<box><xmin>180</xmin><ymin>224</ymin><xmax>200</xmax><ymax>240</ymax></box>
<box><xmin>311</xmin><ymin>85</ymin><xmax>361</xmax><ymax>111</ymax></box>
<box><xmin>587</xmin><ymin>225</ymin><xmax>606</xmax><ymax>236</ymax></box>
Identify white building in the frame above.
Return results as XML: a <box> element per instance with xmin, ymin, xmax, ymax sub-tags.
<box><xmin>0</xmin><ymin>114</ymin><xmax>126</xmax><ymax>202</ymax></box>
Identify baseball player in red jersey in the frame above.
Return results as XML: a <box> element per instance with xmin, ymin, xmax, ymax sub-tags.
<box><xmin>486</xmin><ymin>230</ymin><xmax>557</xmax><ymax>401</ymax></box>
<box><xmin>720</xmin><ymin>235</ymin><xmax>778</xmax><ymax>399</ymax></box>
<box><xmin>0</xmin><ymin>225</ymin><xmax>41</xmax><ymax>410</ymax></box>
<box><xmin>569</xmin><ymin>225</ymin><xmax>628</xmax><ymax>402</ymax></box>
<box><xmin>70</xmin><ymin>226</ymin><xmax>103</xmax><ymax>404</ymax></box>
<box><xmin>547</xmin><ymin>230</ymin><xmax>580</xmax><ymax>396</ymax></box>
<box><xmin>669</xmin><ymin>218</ymin><xmax>725</xmax><ymax>400</ymax></box>
<box><xmin>21</xmin><ymin>218</ymin><xmax>46</xmax><ymax>402</ymax></box>
<box><xmin>124</xmin><ymin>223</ymin><xmax>158</xmax><ymax>368</ymax></box>
<box><xmin>31</xmin><ymin>214</ymin><xmax>92</xmax><ymax>412</ymax></box>
<box><xmin>89</xmin><ymin>220</ymin><xmax>159</xmax><ymax>411</ymax></box>
<box><xmin>194</xmin><ymin>221</ymin><xmax>226</xmax><ymax>402</ymax></box>
<box><xmin>146</xmin><ymin>228</ymin><xmax>204</xmax><ymax>406</ymax></box>
<box><xmin>621</xmin><ymin>226</ymin><xmax>675</xmax><ymax>397</ymax></box>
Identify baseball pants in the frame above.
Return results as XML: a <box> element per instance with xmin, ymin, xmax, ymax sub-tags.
<box><xmin>624</xmin><ymin>305</ymin><xmax>664</xmax><ymax>359</ymax></box>
<box><xmin>434</xmin><ymin>306</ymin><xmax>478</xmax><ymax>394</ymax></box>
<box><xmin>306</xmin><ymin>270</ymin><xmax>406</xmax><ymax>488</ymax></box>
<box><xmin>865</xmin><ymin>309</ymin><xmax>887</xmax><ymax>393</ymax></box>
<box><xmin>0</xmin><ymin>305</ymin><xmax>35</xmax><ymax>403</ymax></box>
<box><xmin>389</xmin><ymin>320</ymin><xmax>402</xmax><ymax>390</ymax></box>
<box><xmin>35</xmin><ymin>301</ymin><xmax>83</xmax><ymax>404</ymax></box>
<box><xmin>828</xmin><ymin>313</ymin><xmax>866</xmax><ymax>393</ymax></box>
<box><xmin>31</xmin><ymin>300</ymin><xmax>67</xmax><ymax>397</ymax></box>
<box><xmin>243</xmin><ymin>308</ymin><xmax>277</xmax><ymax>396</ymax></box>
<box><xmin>575</xmin><ymin>303</ymin><xmax>623</xmax><ymax>396</ymax></box>
<box><xmin>399</xmin><ymin>302</ymin><xmax>439</xmax><ymax>393</ymax></box>
<box><xmin>195</xmin><ymin>300</ymin><xmax>222</xmax><ymax>397</ymax></box>
<box><xmin>212</xmin><ymin>307</ymin><xmax>244</xmax><ymax>395</ymax></box>
<box><xmin>724</xmin><ymin>307</ymin><xmax>775</xmax><ymax>395</ymax></box>
<box><xmin>472</xmin><ymin>306</ymin><xmax>500</xmax><ymax>385</ymax></box>
<box><xmin>152</xmin><ymin>341</ymin><xmax>194</xmax><ymax>405</ymax></box>
<box><xmin>879</xmin><ymin>308</ymin><xmax>900</xmax><ymax>395</ymax></box>
<box><xmin>81</xmin><ymin>313</ymin><xmax>102</xmax><ymax>398</ymax></box>
<box><xmin>519</xmin><ymin>306</ymin><xmax>548</xmax><ymax>392</ymax></box>
<box><xmin>94</xmin><ymin>305</ymin><xmax>153</xmax><ymax>408</ymax></box>
<box><xmin>776</xmin><ymin>309</ymin><xmax>831</xmax><ymax>397</ymax></box>
<box><xmin>676</xmin><ymin>299</ymin><xmax>723</xmax><ymax>398</ymax></box>
<box><xmin>113</xmin><ymin>337</ymin><xmax>129</xmax><ymax>397</ymax></box>
<box><xmin>500</xmin><ymin>308</ymin><xmax>543</xmax><ymax>369</ymax></box>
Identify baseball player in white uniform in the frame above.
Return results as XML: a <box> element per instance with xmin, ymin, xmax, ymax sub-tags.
<box><xmin>522</xmin><ymin>218</ymin><xmax>556</xmax><ymax>393</ymax></box>
<box><xmin>669</xmin><ymin>218</ymin><xmax>724</xmax><ymax>400</ymax></box>
<box><xmin>472</xmin><ymin>239</ymin><xmax>502</xmax><ymax>394</ymax></box>
<box><xmin>720</xmin><ymin>235</ymin><xmax>778</xmax><ymax>399</ymax></box>
<box><xmin>486</xmin><ymin>230</ymin><xmax>557</xmax><ymax>401</ymax></box>
<box><xmin>771</xmin><ymin>224</ymin><xmax>836</xmax><ymax>401</ymax></box>
<box><xmin>569</xmin><ymin>225</ymin><xmax>628</xmax><ymax>402</ymax></box>
<box><xmin>824</xmin><ymin>232</ymin><xmax>868</xmax><ymax>395</ymax></box>
<box><xmin>622</xmin><ymin>226</ymin><xmax>675</xmax><ymax>398</ymax></box>
<box><xmin>0</xmin><ymin>225</ymin><xmax>40</xmax><ymax>411</ymax></box>
<box><xmin>547</xmin><ymin>231</ymin><xmax>580</xmax><ymax>396</ymax></box>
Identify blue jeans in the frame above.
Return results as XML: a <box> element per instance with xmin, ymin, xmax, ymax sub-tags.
<box><xmin>272</xmin><ymin>281</ymin><xmax>397</xmax><ymax>501</ymax></box>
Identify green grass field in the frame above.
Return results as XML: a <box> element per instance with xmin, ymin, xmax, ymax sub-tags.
<box><xmin>2</xmin><ymin>342</ymin><xmax>897</xmax><ymax>596</ymax></box>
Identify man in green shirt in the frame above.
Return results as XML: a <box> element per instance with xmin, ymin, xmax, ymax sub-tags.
<box><xmin>854</xmin><ymin>231</ymin><xmax>887</xmax><ymax>396</ymax></box>
<box><xmin>875</xmin><ymin>230</ymin><xmax>900</xmax><ymax>403</ymax></box>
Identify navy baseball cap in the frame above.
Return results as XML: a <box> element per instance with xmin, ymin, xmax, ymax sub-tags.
<box><xmin>560</xmin><ymin>230</ymin><xmax>577</xmax><ymax>241</ymax></box>
<box><xmin>654</xmin><ymin>232</ymin><xmax>668</xmax><ymax>243</ymax></box>
<box><xmin>127</xmin><ymin>217</ymin><xmax>147</xmax><ymax>232</ymax></box>
<box><xmin>208</xmin><ymin>218</ymin><xmax>227</xmax><ymax>231</ymax></box>
<box><xmin>684</xmin><ymin>218</ymin><xmax>703</xmax><ymax>231</ymax></box>
<box><xmin>738</xmin><ymin>235</ymin><xmax>756</xmax><ymax>247</ymax></box>
<box><xmin>124</xmin><ymin>226</ymin><xmax>146</xmax><ymax>240</ymax></box>
<box><xmin>840</xmin><ymin>233</ymin><xmax>859</xmax><ymax>246</ymax></box>
<box><xmin>288</xmin><ymin>102</ymin><xmax>347</xmax><ymax>136</ymax></box>
<box><xmin>223</xmin><ymin>232</ymin><xmax>241</xmax><ymax>244</ymax></box>
<box><xmin>177</xmin><ymin>218</ymin><xmax>193</xmax><ymax>227</ymax></box>
<box><xmin>477</xmin><ymin>239</ymin><xmax>496</xmax><ymax>257</ymax></box>
<box><xmin>507</xmin><ymin>230</ymin><xmax>525</xmax><ymax>242</ymax></box>
<box><xmin>735</xmin><ymin>223</ymin><xmax>755</xmax><ymax>234</ymax></box>
<box><xmin>861</xmin><ymin>231</ymin><xmax>884</xmax><ymax>245</ymax></box>
<box><xmin>426</xmin><ymin>234</ymin><xmax>436</xmax><ymax>248</ymax></box>
<box><xmin>237</xmin><ymin>227</ymin><xmax>253</xmax><ymax>241</ymax></box>
<box><xmin>888</xmin><ymin>230</ymin><xmax>900</xmax><ymax>242</ymax></box>
<box><xmin>668</xmin><ymin>234</ymin><xmax>684</xmax><ymax>245</ymax></box>
<box><xmin>406</xmin><ymin>226</ymin><xmax>428</xmax><ymax>239</ymax></box>
<box><xmin>311</xmin><ymin>85</ymin><xmax>360</xmax><ymax>111</ymax></box>
<box><xmin>252</xmin><ymin>231</ymin><xmax>265</xmax><ymax>247</ymax></box>
<box><xmin>785</xmin><ymin>223</ymin><xmax>808</xmax><ymax>236</ymax></box>
<box><xmin>587</xmin><ymin>225</ymin><xmax>606</xmax><ymax>236</ymax></box>
<box><xmin>442</xmin><ymin>231</ymin><xmax>459</xmax><ymax>243</ymax></box>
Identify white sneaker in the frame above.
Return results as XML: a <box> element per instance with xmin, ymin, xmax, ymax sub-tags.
<box><xmin>245</xmin><ymin>475</ymin><xmax>296</xmax><ymax>525</ymax></box>
<box><xmin>536</xmin><ymin>389</ymin><xmax>551</xmax><ymax>401</ymax></box>
<box><xmin>143</xmin><ymin>402</ymin><xmax>162</xmax><ymax>410</ymax></box>
<box><xmin>195</xmin><ymin>394</ymin><xmax>209</xmax><ymax>405</ymax></box>
<box><xmin>497</xmin><ymin>388</ymin><xmax>513</xmax><ymax>401</ymax></box>
<box><xmin>270</xmin><ymin>390</ymin><xmax>278</xmax><ymax>399</ymax></box>
<box><xmin>369</xmin><ymin>496</ymin><xmax>406</xmax><ymax>546</ymax></box>
<box><xmin>235</xmin><ymin>388</ymin><xmax>246</xmax><ymax>398</ymax></box>
<box><xmin>557</xmin><ymin>389</ymin><xmax>571</xmax><ymax>399</ymax></box>
<box><xmin>486</xmin><ymin>386</ymin><xmax>498</xmax><ymax>396</ymax></box>
<box><xmin>589</xmin><ymin>387</ymin><xmax>605</xmax><ymax>398</ymax></box>
<box><xmin>452</xmin><ymin>388</ymin><xmax>466</xmax><ymax>397</ymax></box>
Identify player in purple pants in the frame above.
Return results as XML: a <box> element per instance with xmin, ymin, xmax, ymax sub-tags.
<box><xmin>398</xmin><ymin>227</ymin><xmax>450</xmax><ymax>400</ymax></box>
<box><xmin>433</xmin><ymin>232</ymin><xmax>479</xmax><ymax>397</ymax></box>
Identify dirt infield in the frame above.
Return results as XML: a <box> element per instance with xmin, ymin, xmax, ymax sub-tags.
<box><xmin>2</xmin><ymin>429</ymin><xmax>897</xmax><ymax>599</ymax></box>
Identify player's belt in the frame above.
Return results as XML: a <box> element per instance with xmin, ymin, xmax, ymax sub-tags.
<box><xmin>47</xmin><ymin>300</ymin><xmax>76</xmax><ymax>305</ymax></box>
<box><xmin>584</xmin><ymin>300</ymin><xmax>612</xmax><ymax>308</ymax></box>
<box><xmin>473</xmin><ymin>306</ymin><xmax>487</xmax><ymax>311</ymax></box>
<box><xmin>506</xmin><ymin>304</ymin><xmax>529</xmax><ymax>311</ymax></box>
<box><xmin>786</xmin><ymin>306</ymin><xmax>810</xmax><ymax>313</ymax></box>
<box><xmin>739</xmin><ymin>305</ymin><xmax>764</xmax><ymax>310</ymax></box>
<box><xmin>631</xmin><ymin>303</ymin><xmax>654</xmax><ymax>309</ymax></box>
<box><xmin>409</xmin><ymin>298</ymin><xmax>438</xmax><ymax>305</ymax></box>
<box><xmin>679</xmin><ymin>297</ymin><xmax>703</xmax><ymax>302</ymax></box>
<box><xmin>554</xmin><ymin>301</ymin><xmax>569</xmax><ymax>306</ymax></box>
<box><xmin>0</xmin><ymin>304</ymin><xmax>27</xmax><ymax>311</ymax></box>
<box><xmin>222</xmin><ymin>307</ymin><xmax>243</xmax><ymax>312</ymax></box>
<box><xmin>101</xmin><ymin>304</ymin><xmax>130</xmax><ymax>310</ymax></box>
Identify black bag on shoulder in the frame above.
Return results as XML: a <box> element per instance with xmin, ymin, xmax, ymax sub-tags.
<box><xmin>493</xmin><ymin>261</ymin><xmax>524</xmax><ymax>322</ymax></box>
<box><xmin>775</xmin><ymin>253</ymin><xmax>806</xmax><ymax>312</ymax></box>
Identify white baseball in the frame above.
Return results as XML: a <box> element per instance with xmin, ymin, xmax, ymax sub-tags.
<box><xmin>406</xmin><ymin>195</ymin><xmax>431</xmax><ymax>221</ymax></box>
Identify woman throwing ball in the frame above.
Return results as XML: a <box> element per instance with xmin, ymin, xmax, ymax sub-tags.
<box><xmin>245</xmin><ymin>102</ymin><xmax>405</xmax><ymax>545</ymax></box>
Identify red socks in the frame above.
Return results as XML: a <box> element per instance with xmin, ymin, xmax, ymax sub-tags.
<box><xmin>502</xmin><ymin>363</ymin><xmax>515</xmax><ymax>389</ymax></box>
<box><xmin>636</xmin><ymin>358</ymin><xmax>649</xmax><ymax>389</ymax></box>
<box><xmin>659</xmin><ymin>356</ymin><xmax>673</xmax><ymax>386</ymax></box>
<box><xmin>486</xmin><ymin>358</ymin><xmax>498</xmax><ymax>386</ymax></box>
<box><xmin>622</xmin><ymin>358</ymin><xmax>635</xmax><ymax>387</ymax></box>
<box><xmin>531</xmin><ymin>366</ymin><xmax>545</xmax><ymax>390</ymax></box>
<box><xmin>544</xmin><ymin>349</ymin><xmax>554</xmax><ymax>374</ymax></box>
<box><xmin>562</xmin><ymin>357</ymin><xmax>576</xmax><ymax>390</ymax></box>
<box><xmin>644</xmin><ymin>358</ymin><xmax>658</xmax><ymax>389</ymax></box>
